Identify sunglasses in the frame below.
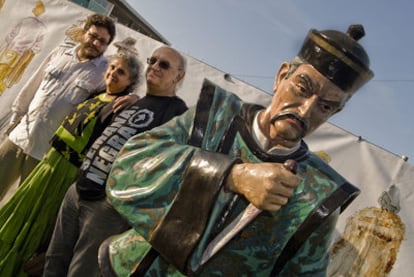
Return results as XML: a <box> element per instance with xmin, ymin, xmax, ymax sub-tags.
<box><xmin>147</xmin><ymin>57</ymin><xmax>181</xmax><ymax>71</ymax></box>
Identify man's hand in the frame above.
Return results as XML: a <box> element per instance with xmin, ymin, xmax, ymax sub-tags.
<box><xmin>112</xmin><ymin>94</ymin><xmax>139</xmax><ymax>113</ymax></box>
<box><xmin>226</xmin><ymin>162</ymin><xmax>301</xmax><ymax>211</ymax></box>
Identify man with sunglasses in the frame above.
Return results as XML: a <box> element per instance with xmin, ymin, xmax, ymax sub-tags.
<box><xmin>101</xmin><ymin>25</ymin><xmax>373</xmax><ymax>276</ymax></box>
<box><xmin>0</xmin><ymin>14</ymin><xmax>135</xmax><ymax>201</ymax></box>
<box><xmin>44</xmin><ymin>45</ymin><xmax>188</xmax><ymax>277</ymax></box>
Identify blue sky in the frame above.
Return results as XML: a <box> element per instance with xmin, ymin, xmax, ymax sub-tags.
<box><xmin>126</xmin><ymin>0</ymin><xmax>414</xmax><ymax>163</ymax></box>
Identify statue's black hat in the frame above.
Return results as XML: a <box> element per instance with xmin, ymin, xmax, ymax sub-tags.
<box><xmin>298</xmin><ymin>24</ymin><xmax>374</xmax><ymax>93</ymax></box>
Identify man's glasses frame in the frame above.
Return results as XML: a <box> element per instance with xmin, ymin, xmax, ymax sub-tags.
<box><xmin>86</xmin><ymin>31</ymin><xmax>109</xmax><ymax>46</ymax></box>
<box><xmin>147</xmin><ymin>57</ymin><xmax>182</xmax><ymax>71</ymax></box>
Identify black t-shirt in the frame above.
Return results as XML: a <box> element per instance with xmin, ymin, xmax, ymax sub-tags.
<box><xmin>76</xmin><ymin>94</ymin><xmax>188</xmax><ymax>200</ymax></box>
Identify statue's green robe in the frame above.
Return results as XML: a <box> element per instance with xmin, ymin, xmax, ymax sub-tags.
<box><xmin>105</xmin><ymin>80</ymin><xmax>359</xmax><ymax>277</ymax></box>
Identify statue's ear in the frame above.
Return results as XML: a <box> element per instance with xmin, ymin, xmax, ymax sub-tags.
<box><xmin>273</xmin><ymin>61</ymin><xmax>290</xmax><ymax>93</ymax></box>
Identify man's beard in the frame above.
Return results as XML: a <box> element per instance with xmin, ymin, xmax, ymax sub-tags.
<box><xmin>79</xmin><ymin>42</ymin><xmax>101</xmax><ymax>59</ymax></box>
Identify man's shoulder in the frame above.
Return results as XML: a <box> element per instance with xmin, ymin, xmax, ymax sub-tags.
<box><xmin>171</xmin><ymin>96</ymin><xmax>188</xmax><ymax>109</ymax></box>
<box><xmin>139</xmin><ymin>94</ymin><xmax>186</xmax><ymax>105</ymax></box>
<box><xmin>46</xmin><ymin>41</ymin><xmax>76</xmax><ymax>59</ymax></box>
<box><xmin>56</xmin><ymin>40</ymin><xmax>77</xmax><ymax>51</ymax></box>
<box><xmin>52</xmin><ymin>41</ymin><xmax>107</xmax><ymax>67</ymax></box>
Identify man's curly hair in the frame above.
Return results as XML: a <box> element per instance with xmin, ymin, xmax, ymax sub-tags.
<box><xmin>84</xmin><ymin>13</ymin><xmax>116</xmax><ymax>44</ymax></box>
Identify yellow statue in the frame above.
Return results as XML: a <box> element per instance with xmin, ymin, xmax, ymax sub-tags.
<box><xmin>0</xmin><ymin>1</ymin><xmax>46</xmax><ymax>95</ymax></box>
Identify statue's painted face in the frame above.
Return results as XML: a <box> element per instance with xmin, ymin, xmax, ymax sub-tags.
<box><xmin>263</xmin><ymin>62</ymin><xmax>349</xmax><ymax>148</ymax></box>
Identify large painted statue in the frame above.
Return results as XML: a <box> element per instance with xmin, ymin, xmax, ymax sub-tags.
<box><xmin>100</xmin><ymin>25</ymin><xmax>374</xmax><ymax>276</ymax></box>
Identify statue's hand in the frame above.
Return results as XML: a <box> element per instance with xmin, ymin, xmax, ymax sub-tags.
<box><xmin>226</xmin><ymin>160</ymin><xmax>300</xmax><ymax>211</ymax></box>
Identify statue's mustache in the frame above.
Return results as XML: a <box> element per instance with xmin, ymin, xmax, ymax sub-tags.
<box><xmin>270</xmin><ymin>112</ymin><xmax>308</xmax><ymax>134</ymax></box>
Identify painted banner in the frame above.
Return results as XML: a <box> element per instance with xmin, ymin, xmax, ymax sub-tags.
<box><xmin>306</xmin><ymin>123</ymin><xmax>413</xmax><ymax>276</ymax></box>
<box><xmin>0</xmin><ymin>0</ymin><xmax>412</xmax><ymax>276</ymax></box>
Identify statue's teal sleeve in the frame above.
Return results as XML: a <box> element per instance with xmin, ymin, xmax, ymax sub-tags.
<box><xmin>106</xmin><ymin>108</ymin><xmax>196</xmax><ymax>238</ymax></box>
<box><xmin>279</xmin><ymin>210</ymin><xmax>340</xmax><ymax>276</ymax></box>
<box><xmin>107</xmin><ymin>85</ymin><xmax>245</xmax><ymax>244</ymax></box>
<box><xmin>106</xmin><ymin>106</ymin><xmax>238</xmax><ymax>243</ymax></box>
